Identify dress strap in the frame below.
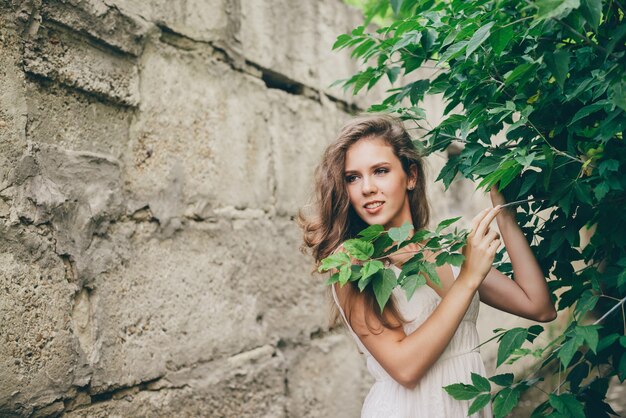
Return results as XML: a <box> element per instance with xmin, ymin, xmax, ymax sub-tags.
<box><xmin>331</xmin><ymin>283</ymin><xmax>371</xmax><ymax>356</ymax></box>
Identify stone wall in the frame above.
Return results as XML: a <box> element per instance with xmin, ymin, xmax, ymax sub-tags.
<box><xmin>0</xmin><ymin>1</ymin><xmax>522</xmax><ymax>417</ymax></box>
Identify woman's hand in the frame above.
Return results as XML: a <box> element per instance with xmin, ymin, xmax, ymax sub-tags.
<box><xmin>459</xmin><ymin>206</ymin><xmax>502</xmax><ymax>288</ymax></box>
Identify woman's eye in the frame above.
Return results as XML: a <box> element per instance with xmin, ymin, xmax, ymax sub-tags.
<box><xmin>375</xmin><ymin>168</ymin><xmax>389</xmax><ymax>175</ymax></box>
<box><xmin>345</xmin><ymin>175</ymin><xmax>358</xmax><ymax>183</ymax></box>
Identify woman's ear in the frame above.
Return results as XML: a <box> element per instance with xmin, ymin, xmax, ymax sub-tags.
<box><xmin>408</xmin><ymin>163</ymin><xmax>418</xmax><ymax>190</ymax></box>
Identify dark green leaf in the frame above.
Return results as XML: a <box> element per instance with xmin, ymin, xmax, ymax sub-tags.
<box><xmin>443</xmin><ymin>383</ymin><xmax>481</xmax><ymax>400</ymax></box>
<box><xmin>548</xmin><ymin>393</ymin><xmax>585</xmax><ymax>418</ymax></box>
<box><xmin>471</xmin><ymin>372</ymin><xmax>491</xmax><ymax>392</ymax></box>
<box><xmin>497</xmin><ymin>328</ymin><xmax>528</xmax><ymax>367</ymax></box>
<box><xmin>489</xmin><ymin>373</ymin><xmax>514</xmax><ymax>387</ymax></box>
<box><xmin>493</xmin><ymin>387</ymin><xmax>520</xmax><ymax>418</ymax></box>
<box><xmin>466</xmin><ymin>22</ymin><xmax>495</xmax><ymax>58</ymax></box>
<box><xmin>468</xmin><ymin>393</ymin><xmax>492</xmax><ymax>415</ymax></box>
<box><xmin>580</xmin><ymin>0</ymin><xmax>602</xmax><ymax>30</ymax></box>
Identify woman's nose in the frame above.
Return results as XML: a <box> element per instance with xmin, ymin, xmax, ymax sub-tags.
<box><xmin>361</xmin><ymin>176</ymin><xmax>377</xmax><ymax>195</ymax></box>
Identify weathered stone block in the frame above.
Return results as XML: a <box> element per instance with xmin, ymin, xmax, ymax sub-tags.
<box><xmin>25</xmin><ymin>80</ymin><xmax>132</xmax><ymax>158</ymax></box>
<box><xmin>40</xmin><ymin>0</ymin><xmax>151</xmax><ymax>56</ymax></box>
<box><xmin>269</xmin><ymin>90</ymin><xmax>347</xmax><ymax>216</ymax></box>
<box><xmin>106</xmin><ymin>0</ymin><xmax>235</xmax><ymax>45</ymax></box>
<box><xmin>5</xmin><ymin>143</ymin><xmax>127</xmax><ymax>285</ymax></box>
<box><xmin>65</xmin><ymin>345</ymin><xmax>287</xmax><ymax>417</ymax></box>
<box><xmin>23</xmin><ymin>24</ymin><xmax>140</xmax><ymax>106</ymax></box>
<box><xmin>0</xmin><ymin>224</ymin><xmax>83</xmax><ymax>416</ymax></box>
<box><xmin>124</xmin><ymin>41</ymin><xmax>273</xmax><ymax>222</ymax></box>
<box><xmin>88</xmin><ymin>217</ymin><xmax>327</xmax><ymax>392</ymax></box>
<box><xmin>239</xmin><ymin>0</ymin><xmax>388</xmax><ymax>107</ymax></box>
<box><xmin>0</xmin><ymin>10</ymin><xmax>28</xmax><ymax>166</ymax></box>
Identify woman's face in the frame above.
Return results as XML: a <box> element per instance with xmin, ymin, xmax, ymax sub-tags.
<box><xmin>344</xmin><ymin>136</ymin><xmax>416</xmax><ymax>230</ymax></box>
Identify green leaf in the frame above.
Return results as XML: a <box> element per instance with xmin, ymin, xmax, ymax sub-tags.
<box><xmin>361</xmin><ymin>260</ymin><xmax>384</xmax><ymax>282</ymax></box>
<box><xmin>575</xmin><ymin>290</ymin><xmax>599</xmax><ymax>318</ymax></box>
<box><xmin>489</xmin><ymin>373</ymin><xmax>514</xmax><ymax>386</ymax></box>
<box><xmin>569</xmin><ymin>101</ymin><xmax>610</xmax><ymax>125</ymax></box>
<box><xmin>333</xmin><ymin>33</ymin><xmax>354</xmax><ymax>50</ymax></box>
<box><xmin>558</xmin><ymin>335</ymin><xmax>583</xmax><ymax>368</ymax></box>
<box><xmin>325</xmin><ymin>272</ymin><xmax>340</xmax><ymax>285</ymax></box>
<box><xmin>339</xmin><ymin>263</ymin><xmax>352</xmax><ymax>285</ymax></box>
<box><xmin>446</xmin><ymin>253</ymin><xmax>466</xmax><ymax>267</ymax></box>
<box><xmin>443</xmin><ymin>383</ymin><xmax>481</xmax><ymax>400</ymax></box>
<box><xmin>575</xmin><ymin>324</ymin><xmax>601</xmax><ymax>353</ymax></box>
<box><xmin>420</xmin><ymin>261</ymin><xmax>441</xmax><ymax>288</ymax></box>
<box><xmin>388</xmin><ymin>221</ymin><xmax>413</xmax><ymax>244</ymax></box>
<box><xmin>504</xmin><ymin>63</ymin><xmax>536</xmax><ymax>87</ymax></box>
<box><xmin>358</xmin><ymin>224</ymin><xmax>385</xmax><ymax>241</ymax></box>
<box><xmin>471</xmin><ymin>372</ymin><xmax>491</xmax><ymax>392</ymax></box>
<box><xmin>373</xmin><ymin>268</ymin><xmax>397</xmax><ymax>313</ymax></box>
<box><xmin>544</xmin><ymin>49</ymin><xmax>570</xmax><ymax>90</ymax></box>
<box><xmin>490</xmin><ymin>25</ymin><xmax>515</xmax><ymax>55</ymax></box>
<box><xmin>526</xmin><ymin>325</ymin><xmax>544</xmax><ymax>343</ymax></box>
<box><xmin>318</xmin><ymin>252</ymin><xmax>351</xmax><ymax>272</ymax></box>
<box><xmin>343</xmin><ymin>239</ymin><xmax>375</xmax><ymax>261</ymax></box>
<box><xmin>358</xmin><ymin>269</ymin><xmax>380</xmax><ymax>292</ymax></box>
<box><xmin>466</xmin><ymin>22</ymin><xmax>495</xmax><ymax>58</ymax></box>
<box><xmin>402</xmin><ymin>274</ymin><xmax>426</xmax><ymax>300</ymax></box>
<box><xmin>468</xmin><ymin>393</ymin><xmax>492</xmax><ymax>415</ymax></box>
<box><xmin>548</xmin><ymin>393</ymin><xmax>585</xmax><ymax>418</ymax></box>
<box><xmin>497</xmin><ymin>328</ymin><xmax>528</xmax><ymax>367</ymax></box>
<box><xmin>534</xmin><ymin>0</ymin><xmax>581</xmax><ymax>21</ymax></box>
<box><xmin>436</xmin><ymin>216</ymin><xmax>462</xmax><ymax>234</ymax></box>
<box><xmin>390</xmin><ymin>0</ymin><xmax>404</xmax><ymax>15</ymax></box>
<box><xmin>492</xmin><ymin>387</ymin><xmax>520</xmax><ymax>418</ymax></box>
<box><xmin>580</xmin><ymin>0</ymin><xmax>602</xmax><ymax>30</ymax></box>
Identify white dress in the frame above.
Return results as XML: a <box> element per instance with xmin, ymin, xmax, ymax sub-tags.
<box><xmin>331</xmin><ymin>264</ymin><xmax>493</xmax><ymax>418</ymax></box>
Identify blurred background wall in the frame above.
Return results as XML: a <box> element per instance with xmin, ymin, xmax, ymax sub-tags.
<box><xmin>0</xmin><ymin>1</ymin><xmax>546</xmax><ymax>416</ymax></box>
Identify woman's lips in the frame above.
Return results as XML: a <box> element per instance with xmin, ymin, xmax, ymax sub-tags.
<box><xmin>364</xmin><ymin>202</ymin><xmax>384</xmax><ymax>215</ymax></box>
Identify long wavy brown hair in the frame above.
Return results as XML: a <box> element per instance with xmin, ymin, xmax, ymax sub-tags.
<box><xmin>297</xmin><ymin>114</ymin><xmax>430</xmax><ymax>335</ymax></box>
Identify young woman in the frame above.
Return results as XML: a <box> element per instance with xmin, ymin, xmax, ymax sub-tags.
<box><xmin>298</xmin><ymin>114</ymin><xmax>556</xmax><ymax>417</ymax></box>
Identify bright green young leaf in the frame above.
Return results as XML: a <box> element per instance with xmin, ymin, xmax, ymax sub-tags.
<box><xmin>358</xmin><ymin>224</ymin><xmax>385</xmax><ymax>241</ymax></box>
<box><xmin>339</xmin><ymin>263</ymin><xmax>352</xmax><ymax>285</ymax></box>
<box><xmin>343</xmin><ymin>239</ymin><xmax>375</xmax><ymax>260</ymax></box>
<box><xmin>361</xmin><ymin>259</ymin><xmax>384</xmax><ymax>281</ymax></box>
<box><xmin>436</xmin><ymin>216</ymin><xmax>462</xmax><ymax>234</ymax></box>
<box><xmin>319</xmin><ymin>251</ymin><xmax>351</xmax><ymax>272</ymax></box>
<box><xmin>402</xmin><ymin>274</ymin><xmax>426</xmax><ymax>300</ymax></box>
<box><xmin>373</xmin><ymin>268</ymin><xmax>397</xmax><ymax>313</ymax></box>
<box><xmin>388</xmin><ymin>221</ymin><xmax>413</xmax><ymax>243</ymax></box>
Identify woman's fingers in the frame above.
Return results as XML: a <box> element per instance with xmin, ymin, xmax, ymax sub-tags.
<box><xmin>474</xmin><ymin>206</ymin><xmax>501</xmax><ymax>239</ymax></box>
<box><xmin>468</xmin><ymin>208</ymin><xmax>490</xmax><ymax>237</ymax></box>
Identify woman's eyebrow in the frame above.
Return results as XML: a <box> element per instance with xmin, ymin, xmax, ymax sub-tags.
<box><xmin>344</xmin><ymin>161</ymin><xmax>391</xmax><ymax>175</ymax></box>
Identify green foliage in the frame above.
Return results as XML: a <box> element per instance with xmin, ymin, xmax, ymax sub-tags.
<box><xmin>319</xmin><ymin>216</ymin><xmax>468</xmax><ymax>310</ymax></box>
<box><xmin>333</xmin><ymin>0</ymin><xmax>626</xmax><ymax>414</ymax></box>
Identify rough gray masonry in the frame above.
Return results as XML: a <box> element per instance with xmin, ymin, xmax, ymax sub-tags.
<box><xmin>0</xmin><ymin>1</ymin><xmax>378</xmax><ymax>416</ymax></box>
<box><xmin>0</xmin><ymin>0</ymin><xmax>502</xmax><ymax>417</ymax></box>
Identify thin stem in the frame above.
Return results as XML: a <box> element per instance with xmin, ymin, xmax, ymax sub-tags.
<box><xmin>593</xmin><ymin>296</ymin><xmax>626</xmax><ymax>325</ymax></box>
